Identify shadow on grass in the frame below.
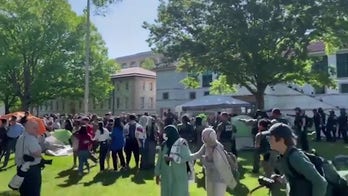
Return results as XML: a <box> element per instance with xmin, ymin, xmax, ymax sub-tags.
<box><xmin>131</xmin><ymin>168</ymin><xmax>155</xmax><ymax>184</ymax></box>
<box><xmin>84</xmin><ymin>171</ymin><xmax>121</xmax><ymax>186</ymax></box>
<box><xmin>56</xmin><ymin>168</ymin><xmax>83</xmax><ymax>187</ymax></box>
<box><xmin>0</xmin><ymin>190</ymin><xmax>20</xmax><ymax>196</ymax></box>
<box><xmin>0</xmin><ymin>163</ymin><xmax>16</xmax><ymax>172</ymax></box>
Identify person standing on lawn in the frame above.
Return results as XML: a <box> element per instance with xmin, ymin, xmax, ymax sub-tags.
<box><xmin>265</xmin><ymin>123</ymin><xmax>327</xmax><ymax>196</ymax></box>
<box><xmin>110</xmin><ymin>117</ymin><xmax>126</xmax><ymax>171</ymax></box>
<box><xmin>155</xmin><ymin>125</ymin><xmax>192</xmax><ymax>196</ymax></box>
<box><xmin>93</xmin><ymin>121</ymin><xmax>110</xmax><ymax>172</ymax></box>
<box><xmin>15</xmin><ymin>119</ymin><xmax>42</xmax><ymax>196</ymax></box>
<box><xmin>76</xmin><ymin>125</ymin><xmax>93</xmax><ymax>175</ymax></box>
<box><xmin>190</xmin><ymin>128</ymin><xmax>237</xmax><ymax>196</ymax></box>
<box><xmin>124</xmin><ymin>114</ymin><xmax>145</xmax><ymax>169</ymax></box>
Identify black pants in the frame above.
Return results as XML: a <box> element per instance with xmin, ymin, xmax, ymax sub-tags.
<box><xmin>99</xmin><ymin>141</ymin><xmax>109</xmax><ymax>171</ymax></box>
<box><xmin>111</xmin><ymin>148</ymin><xmax>125</xmax><ymax>170</ymax></box>
<box><xmin>341</xmin><ymin>128</ymin><xmax>348</xmax><ymax>143</ymax></box>
<box><xmin>19</xmin><ymin>164</ymin><xmax>41</xmax><ymax>196</ymax></box>
<box><xmin>124</xmin><ymin>139</ymin><xmax>140</xmax><ymax>167</ymax></box>
<box><xmin>3</xmin><ymin>138</ymin><xmax>17</xmax><ymax>167</ymax></box>
<box><xmin>315</xmin><ymin>126</ymin><xmax>321</xmax><ymax>141</ymax></box>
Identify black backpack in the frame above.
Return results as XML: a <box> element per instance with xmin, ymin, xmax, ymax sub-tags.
<box><xmin>287</xmin><ymin>148</ymin><xmax>348</xmax><ymax>196</ymax></box>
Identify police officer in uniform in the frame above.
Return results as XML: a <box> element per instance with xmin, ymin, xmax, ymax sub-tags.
<box><xmin>216</xmin><ymin>112</ymin><xmax>237</xmax><ymax>156</ymax></box>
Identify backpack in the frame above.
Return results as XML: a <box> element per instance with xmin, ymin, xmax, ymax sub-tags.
<box><xmin>287</xmin><ymin>148</ymin><xmax>348</xmax><ymax>196</ymax></box>
<box><xmin>223</xmin><ymin>150</ymin><xmax>240</xmax><ymax>184</ymax></box>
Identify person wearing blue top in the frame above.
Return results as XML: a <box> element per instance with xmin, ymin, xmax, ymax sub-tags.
<box><xmin>110</xmin><ymin>117</ymin><xmax>126</xmax><ymax>171</ymax></box>
<box><xmin>2</xmin><ymin>116</ymin><xmax>24</xmax><ymax>168</ymax></box>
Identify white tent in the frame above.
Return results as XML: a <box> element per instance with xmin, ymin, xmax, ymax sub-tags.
<box><xmin>175</xmin><ymin>95</ymin><xmax>251</xmax><ymax>113</ymax></box>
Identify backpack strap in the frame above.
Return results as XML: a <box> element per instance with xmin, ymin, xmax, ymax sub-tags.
<box><xmin>286</xmin><ymin>147</ymin><xmax>302</xmax><ymax>178</ymax></box>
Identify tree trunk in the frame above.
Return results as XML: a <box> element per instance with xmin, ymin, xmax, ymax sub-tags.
<box><xmin>4</xmin><ymin>100</ymin><xmax>10</xmax><ymax>114</ymax></box>
<box><xmin>254</xmin><ymin>91</ymin><xmax>265</xmax><ymax>110</ymax></box>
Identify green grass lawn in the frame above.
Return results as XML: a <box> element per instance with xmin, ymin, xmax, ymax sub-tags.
<box><xmin>0</xmin><ymin>139</ymin><xmax>347</xmax><ymax>196</ymax></box>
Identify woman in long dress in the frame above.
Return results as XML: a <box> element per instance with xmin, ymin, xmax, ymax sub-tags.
<box><xmin>191</xmin><ymin>128</ymin><xmax>237</xmax><ymax>196</ymax></box>
<box><xmin>154</xmin><ymin>125</ymin><xmax>192</xmax><ymax>196</ymax></box>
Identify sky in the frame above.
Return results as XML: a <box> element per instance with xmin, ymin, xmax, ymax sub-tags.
<box><xmin>68</xmin><ymin>0</ymin><xmax>159</xmax><ymax>58</ymax></box>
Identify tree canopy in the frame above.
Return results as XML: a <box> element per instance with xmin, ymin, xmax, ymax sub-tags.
<box><xmin>145</xmin><ymin>0</ymin><xmax>348</xmax><ymax>109</ymax></box>
<box><xmin>0</xmin><ymin>0</ymin><xmax>118</xmax><ymax>112</ymax></box>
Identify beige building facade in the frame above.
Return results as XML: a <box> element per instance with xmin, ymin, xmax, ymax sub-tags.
<box><xmin>37</xmin><ymin>67</ymin><xmax>156</xmax><ymax>116</ymax></box>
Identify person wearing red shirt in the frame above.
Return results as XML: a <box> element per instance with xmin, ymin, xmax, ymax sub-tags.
<box><xmin>77</xmin><ymin>125</ymin><xmax>93</xmax><ymax>175</ymax></box>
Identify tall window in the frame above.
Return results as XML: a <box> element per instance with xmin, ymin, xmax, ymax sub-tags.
<box><xmin>189</xmin><ymin>92</ymin><xmax>196</xmax><ymax>99</ymax></box>
<box><xmin>312</xmin><ymin>56</ymin><xmax>328</xmax><ymax>94</ymax></box>
<box><xmin>149</xmin><ymin>82</ymin><xmax>153</xmax><ymax>91</ymax></box>
<box><xmin>56</xmin><ymin>101</ymin><xmax>59</xmax><ymax>110</ymax></box>
<box><xmin>202</xmin><ymin>72</ymin><xmax>213</xmax><ymax>87</ymax></box>
<box><xmin>62</xmin><ymin>100</ymin><xmax>65</xmax><ymax>110</ymax></box>
<box><xmin>204</xmin><ymin>91</ymin><xmax>210</xmax><ymax>96</ymax></box>
<box><xmin>125</xmin><ymin>82</ymin><xmax>129</xmax><ymax>90</ymax></box>
<box><xmin>149</xmin><ymin>97</ymin><xmax>154</xmax><ymax>109</ymax></box>
<box><xmin>337</xmin><ymin>53</ymin><xmax>348</xmax><ymax>78</ymax></box>
<box><xmin>340</xmin><ymin>83</ymin><xmax>348</xmax><ymax>93</ymax></box>
<box><xmin>116</xmin><ymin>97</ymin><xmax>120</xmax><ymax>109</ymax></box>
<box><xmin>162</xmin><ymin>92</ymin><xmax>169</xmax><ymax>100</ymax></box>
<box><xmin>143</xmin><ymin>82</ymin><xmax>146</xmax><ymax>91</ymax></box>
<box><xmin>125</xmin><ymin>98</ymin><xmax>129</xmax><ymax>109</ymax></box>
<box><xmin>79</xmin><ymin>101</ymin><xmax>82</xmax><ymax>109</ymax></box>
<box><xmin>140</xmin><ymin>97</ymin><xmax>145</xmax><ymax>109</ymax></box>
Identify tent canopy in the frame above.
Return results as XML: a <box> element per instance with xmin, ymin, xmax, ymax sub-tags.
<box><xmin>176</xmin><ymin>95</ymin><xmax>251</xmax><ymax>112</ymax></box>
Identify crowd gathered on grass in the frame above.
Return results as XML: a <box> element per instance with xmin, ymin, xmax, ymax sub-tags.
<box><xmin>0</xmin><ymin>107</ymin><xmax>348</xmax><ymax>196</ymax></box>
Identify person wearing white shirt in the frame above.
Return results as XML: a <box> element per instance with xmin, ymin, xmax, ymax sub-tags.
<box><xmin>93</xmin><ymin>121</ymin><xmax>110</xmax><ymax>171</ymax></box>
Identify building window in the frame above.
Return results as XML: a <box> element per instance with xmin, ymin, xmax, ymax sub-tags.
<box><xmin>100</xmin><ymin>102</ymin><xmax>104</xmax><ymax>109</ymax></box>
<box><xmin>116</xmin><ymin>97</ymin><xmax>120</xmax><ymax>109</ymax></box>
<box><xmin>149</xmin><ymin>82</ymin><xmax>153</xmax><ymax>91</ymax></box>
<box><xmin>108</xmin><ymin>97</ymin><xmax>112</xmax><ymax>109</ymax></box>
<box><xmin>312</xmin><ymin>56</ymin><xmax>328</xmax><ymax>73</ymax></box>
<box><xmin>204</xmin><ymin>91</ymin><xmax>210</xmax><ymax>96</ymax></box>
<box><xmin>337</xmin><ymin>53</ymin><xmax>348</xmax><ymax>78</ymax></box>
<box><xmin>130</xmin><ymin>61</ymin><xmax>136</xmax><ymax>67</ymax></box>
<box><xmin>140</xmin><ymin>97</ymin><xmax>145</xmax><ymax>109</ymax></box>
<box><xmin>143</xmin><ymin>82</ymin><xmax>146</xmax><ymax>91</ymax></box>
<box><xmin>125</xmin><ymin>98</ymin><xmax>129</xmax><ymax>109</ymax></box>
<box><xmin>50</xmin><ymin>101</ymin><xmax>53</xmax><ymax>110</ymax></box>
<box><xmin>56</xmin><ymin>101</ymin><xmax>59</xmax><ymax>110</ymax></box>
<box><xmin>162</xmin><ymin>92</ymin><xmax>169</xmax><ymax>100</ymax></box>
<box><xmin>121</xmin><ymin>63</ymin><xmax>127</xmax><ymax>68</ymax></box>
<box><xmin>149</xmin><ymin>97</ymin><xmax>154</xmax><ymax>109</ymax></box>
<box><xmin>79</xmin><ymin>101</ymin><xmax>82</xmax><ymax>109</ymax></box>
<box><xmin>202</xmin><ymin>72</ymin><xmax>213</xmax><ymax>87</ymax></box>
<box><xmin>340</xmin><ymin>83</ymin><xmax>348</xmax><ymax>93</ymax></box>
<box><xmin>189</xmin><ymin>92</ymin><xmax>196</xmax><ymax>100</ymax></box>
<box><xmin>62</xmin><ymin>100</ymin><xmax>65</xmax><ymax>110</ymax></box>
<box><xmin>315</xmin><ymin>86</ymin><xmax>326</xmax><ymax>94</ymax></box>
<box><xmin>125</xmin><ymin>82</ymin><xmax>129</xmax><ymax>90</ymax></box>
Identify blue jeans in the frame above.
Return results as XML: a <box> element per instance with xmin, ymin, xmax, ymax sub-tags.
<box><xmin>78</xmin><ymin>150</ymin><xmax>90</xmax><ymax>173</ymax></box>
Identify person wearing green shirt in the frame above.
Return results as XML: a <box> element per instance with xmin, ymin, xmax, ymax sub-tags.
<box><xmin>264</xmin><ymin>123</ymin><xmax>328</xmax><ymax>196</ymax></box>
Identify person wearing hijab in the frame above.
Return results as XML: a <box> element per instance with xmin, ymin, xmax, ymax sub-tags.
<box><xmin>154</xmin><ymin>125</ymin><xmax>192</xmax><ymax>196</ymax></box>
<box><xmin>191</xmin><ymin>128</ymin><xmax>237</xmax><ymax>196</ymax></box>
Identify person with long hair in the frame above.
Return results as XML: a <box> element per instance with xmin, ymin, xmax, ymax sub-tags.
<box><xmin>93</xmin><ymin>121</ymin><xmax>111</xmax><ymax>172</ymax></box>
<box><xmin>77</xmin><ymin>125</ymin><xmax>93</xmax><ymax>175</ymax></box>
<box><xmin>110</xmin><ymin>117</ymin><xmax>126</xmax><ymax>171</ymax></box>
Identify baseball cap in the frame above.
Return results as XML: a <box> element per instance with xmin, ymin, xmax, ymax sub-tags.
<box><xmin>262</xmin><ymin>123</ymin><xmax>297</xmax><ymax>139</ymax></box>
<box><xmin>271</xmin><ymin>108</ymin><xmax>281</xmax><ymax>115</ymax></box>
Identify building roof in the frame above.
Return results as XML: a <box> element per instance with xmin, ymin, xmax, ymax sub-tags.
<box><xmin>111</xmin><ymin>67</ymin><xmax>156</xmax><ymax>79</ymax></box>
<box><xmin>115</xmin><ymin>51</ymin><xmax>154</xmax><ymax>62</ymax></box>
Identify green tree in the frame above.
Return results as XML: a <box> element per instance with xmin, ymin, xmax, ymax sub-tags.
<box><xmin>140</xmin><ymin>57</ymin><xmax>156</xmax><ymax>70</ymax></box>
<box><xmin>145</xmin><ymin>0</ymin><xmax>348</xmax><ymax>109</ymax></box>
<box><xmin>0</xmin><ymin>0</ymin><xmax>117</xmax><ymax>111</ymax></box>
<box><xmin>210</xmin><ymin>75</ymin><xmax>236</xmax><ymax>95</ymax></box>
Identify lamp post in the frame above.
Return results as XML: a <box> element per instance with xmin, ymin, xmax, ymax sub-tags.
<box><xmin>84</xmin><ymin>0</ymin><xmax>91</xmax><ymax>114</ymax></box>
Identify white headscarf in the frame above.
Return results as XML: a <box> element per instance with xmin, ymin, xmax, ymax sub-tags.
<box><xmin>201</xmin><ymin>128</ymin><xmax>218</xmax><ymax>161</ymax></box>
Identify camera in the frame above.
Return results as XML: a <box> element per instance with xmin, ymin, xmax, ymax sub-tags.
<box><xmin>8</xmin><ymin>156</ymin><xmax>52</xmax><ymax>190</ymax></box>
<box><xmin>258</xmin><ymin>176</ymin><xmax>275</xmax><ymax>189</ymax></box>
<box><xmin>40</xmin><ymin>158</ymin><xmax>53</xmax><ymax>168</ymax></box>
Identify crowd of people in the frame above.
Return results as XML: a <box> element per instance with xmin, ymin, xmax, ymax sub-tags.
<box><xmin>0</xmin><ymin>107</ymin><xmax>347</xmax><ymax>196</ymax></box>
